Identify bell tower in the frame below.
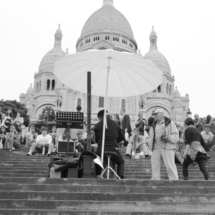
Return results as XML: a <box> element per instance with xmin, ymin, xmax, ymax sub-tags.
<box><xmin>54</xmin><ymin>24</ymin><xmax>62</xmax><ymax>47</ymax></box>
<box><xmin>150</xmin><ymin>26</ymin><xmax>157</xmax><ymax>50</ymax></box>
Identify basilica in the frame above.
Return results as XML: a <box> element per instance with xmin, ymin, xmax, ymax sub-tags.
<box><xmin>20</xmin><ymin>0</ymin><xmax>189</xmax><ymax>124</ymax></box>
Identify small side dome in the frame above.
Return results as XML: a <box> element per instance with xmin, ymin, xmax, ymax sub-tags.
<box><xmin>144</xmin><ymin>50</ymin><xmax>171</xmax><ymax>74</ymax></box>
<box><xmin>144</xmin><ymin>26</ymin><xmax>171</xmax><ymax>74</ymax></box>
<box><xmin>19</xmin><ymin>93</ymin><xmax>26</xmax><ymax>98</ymax></box>
<box><xmin>173</xmin><ymin>87</ymin><xmax>181</xmax><ymax>98</ymax></box>
<box><xmin>26</xmin><ymin>84</ymin><xmax>34</xmax><ymax>95</ymax></box>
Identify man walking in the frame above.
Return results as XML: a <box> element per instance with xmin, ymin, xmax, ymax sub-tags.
<box><xmin>148</xmin><ymin>109</ymin><xmax>179</xmax><ymax>180</ymax></box>
<box><xmin>120</xmin><ymin>109</ymin><xmax>132</xmax><ymax>146</ymax></box>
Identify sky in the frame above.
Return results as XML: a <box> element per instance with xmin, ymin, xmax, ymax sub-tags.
<box><xmin>0</xmin><ymin>0</ymin><xmax>215</xmax><ymax>117</ymax></box>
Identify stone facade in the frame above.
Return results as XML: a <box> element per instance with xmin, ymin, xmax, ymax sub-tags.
<box><xmin>20</xmin><ymin>0</ymin><xmax>189</xmax><ymax>125</ymax></box>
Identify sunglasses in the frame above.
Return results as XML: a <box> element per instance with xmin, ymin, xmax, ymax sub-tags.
<box><xmin>77</xmin><ymin>133</ymin><xmax>82</xmax><ymax>135</ymax></box>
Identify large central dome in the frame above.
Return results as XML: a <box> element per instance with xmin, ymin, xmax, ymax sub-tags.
<box><xmin>80</xmin><ymin>0</ymin><xmax>134</xmax><ymax>40</ymax></box>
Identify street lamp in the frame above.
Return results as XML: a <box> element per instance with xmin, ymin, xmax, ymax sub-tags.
<box><xmin>187</xmin><ymin>109</ymin><xmax>192</xmax><ymax>118</ymax></box>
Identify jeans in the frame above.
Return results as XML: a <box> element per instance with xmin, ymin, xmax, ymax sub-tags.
<box><xmin>183</xmin><ymin>155</ymin><xmax>209</xmax><ymax>180</ymax></box>
<box><xmin>96</xmin><ymin>146</ymin><xmax>125</xmax><ymax>178</ymax></box>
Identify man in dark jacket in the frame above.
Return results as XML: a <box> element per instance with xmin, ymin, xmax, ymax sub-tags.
<box><xmin>120</xmin><ymin>109</ymin><xmax>132</xmax><ymax>146</ymax></box>
<box><xmin>94</xmin><ymin>110</ymin><xmax>125</xmax><ymax>179</ymax></box>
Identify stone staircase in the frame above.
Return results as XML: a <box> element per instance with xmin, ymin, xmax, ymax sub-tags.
<box><xmin>0</xmin><ymin>147</ymin><xmax>215</xmax><ymax>214</ymax></box>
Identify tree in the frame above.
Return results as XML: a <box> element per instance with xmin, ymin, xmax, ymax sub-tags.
<box><xmin>0</xmin><ymin>100</ymin><xmax>30</xmax><ymax>127</ymax></box>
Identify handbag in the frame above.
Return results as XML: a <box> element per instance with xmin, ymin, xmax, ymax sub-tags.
<box><xmin>202</xmin><ymin>144</ymin><xmax>210</xmax><ymax>152</ymax></box>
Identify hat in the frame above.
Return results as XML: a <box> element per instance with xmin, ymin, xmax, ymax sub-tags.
<box><xmin>154</xmin><ymin>109</ymin><xmax>164</xmax><ymax>114</ymax></box>
<box><xmin>97</xmin><ymin>110</ymin><xmax>108</xmax><ymax>118</ymax></box>
<box><xmin>152</xmin><ymin>109</ymin><xmax>157</xmax><ymax>116</ymax></box>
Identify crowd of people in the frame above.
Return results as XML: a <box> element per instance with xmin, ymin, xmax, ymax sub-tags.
<box><xmin>1</xmin><ymin>105</ymin><xmax>214</xmax><ymax>181</ymax></box>
<box><xmin>90</xmin><ymin>108</ymin><xmax>213</xmax><ymax>180</ymax></box>
<box><xmin>0</xmin><ymin>107</ymin><xmax>24</xmax><ymax>151</ymax></box>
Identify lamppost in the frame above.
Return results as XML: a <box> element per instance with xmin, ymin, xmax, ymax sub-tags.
<box><xmin>187</xmin><ymin>109</ymin><xmax>192</xmax><ymax>118</ymax></box>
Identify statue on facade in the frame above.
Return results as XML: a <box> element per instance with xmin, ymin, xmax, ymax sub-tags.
<box><xmin>55</xmin><ymin>90</ymin><xmax>63</xmax><ymax>109</ymax></box>
<box><xmin>37</xmin><ymin>107</ymin><xmax>56</xmax><ymax>123</ymax></box>
<box><xmin>139</xmin><ymin>94</ymin><xmax>147</xmax><ymax>110</ymax></box>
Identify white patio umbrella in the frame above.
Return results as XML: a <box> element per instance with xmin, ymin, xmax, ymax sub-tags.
<box><xmin>54</xmin><ymin>49</ymin><xmax>163</xmax><ymax>162</ymax></box>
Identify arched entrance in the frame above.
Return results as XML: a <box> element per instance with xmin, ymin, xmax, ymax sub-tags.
<box><xmin>147</xmin><ymin>105</ymin><xmax>172</xmax><ymax>119</ymax></box>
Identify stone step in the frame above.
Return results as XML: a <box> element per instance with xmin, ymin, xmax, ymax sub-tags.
<box><xmin>0</xmin><ymin>173</ymin><xmax>211</xmax><ymax>180</ymax></box>
<box><xmin>1</xmin><ymin>191</ymin><xmax>215</xmax><ymax>203</ymax></box>
<box><xmin>0</xmin><ymin>172</ymin><xmax>211</xmax><ymax>179</ymax></box>
<box><xmin>0</xmin><ymin>209</ymin><xmax>213</xmax><ymax>215</ymax></box>
<box><xmin>0</xmin><ymin>173</ymin><xmax>47</xmax><ymax>177</ymax></box>
<box><xmin>125</xmin><ymin>176</ymin><xmax>215</xmax><ymax>180</ymax></box>
<box><xmin>0</xmin><ymin>200</ymin><xmax>214</xmax><ymax>213</ymax></box>
<box><xmin>1</xmin><ymin>167</ymin><xmax>213</xmax><ymax>173</ymax></box>
<box><xmin>1</xmin><ymin>183</ymin><xmax>215</xmax><ymax>194</ymax></box>
<box><xmin>0</xmin><ymin>178</ymin><xmax>213</xmax><ymax>187</ymax></box>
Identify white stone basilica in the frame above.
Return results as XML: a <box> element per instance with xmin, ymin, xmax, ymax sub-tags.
<box><xmin>20</xmin><ymin>0</ymin><xmax>189</xmax><ymax>124</ymax></box>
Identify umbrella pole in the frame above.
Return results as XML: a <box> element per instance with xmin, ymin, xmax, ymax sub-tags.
<box><xmin>101</xmin><ymin>56</ymin><xmax>111</xmax><ymax>163</ymax></box>
<box><xmin>87</xmin><ymin>71</ymin><xmax>91</xmax><ymax>152</ymax></box>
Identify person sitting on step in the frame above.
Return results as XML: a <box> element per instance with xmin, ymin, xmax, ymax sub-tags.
<box><xmin>125</xmin><ymin>127</ymin><xmax>149</xmax><ymax>159</ymax></box>
<box><xmin>50</xmin><ymin>126</ymin><xmax>58</xmax><ymax>147</ymax></box>
<box><xmin>26</xmin><ymin>126</ymin><xmax>53</xmax><ymax>156</ymax></box>
<box><xmin>0</xmin><ymin>125</ymin><xmax>7</xmax><ymax>150</ymax></box>
<box><xmin>5</xmin><ymin>124</ymin><xmax>20</xmax><ymax>151</ymax></box>
<box><xmin>201</xmin><ymin>125</ymin><xmax>213</xmax><ymax>149</ymax></box>
<box><xmin>74</xmin><ymin>130</ymin><xmax>87</xmax><ymax>153</ymax></box>
<box><xmin>125</xmin><ymin>128</ymin><xmax>141</xmax><ymax>159</ymax></box>
<box><xmin>89</xmin><ymin>130</ymin><xmax>98</xmax><ymax>153</ymax></box>
<box><xmin>26</xmin><ymin>125</ymin><xmax>38</xmax><ymax>148</ymax></box>
<box><xmin>139</xmin><ymin>125</ymin><xmax>151</xmax><ymax>158</ymax></box>
<box><xmin>13</xmin><ymin>112</ymin><xmax>24</xmax><ymax>134</ymax></box>
<box><xmin>175</xmin><ymin>133</ymin><xmax>185</xmax><ymax>165</ymax></box>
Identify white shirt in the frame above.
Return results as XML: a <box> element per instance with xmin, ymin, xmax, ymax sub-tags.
<box><xmin>201</xmin><ymin>131</ymin><xmax>213</xmax><ymax>143</ymax></box>
<box><xmin>36</xmin><ymin>134</ymin><xmax>52</xmax><ymax>145</ymax></box>
<box><xmin>154</xmin><ymin>120</ymin><xmax>166</xmax><ymax>150</ymax></box>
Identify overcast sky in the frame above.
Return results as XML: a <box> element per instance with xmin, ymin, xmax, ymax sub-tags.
<box><xmin>0</xmin><ymin>0</ymin><xmax>215</xmax><ymax>117</ymax></box>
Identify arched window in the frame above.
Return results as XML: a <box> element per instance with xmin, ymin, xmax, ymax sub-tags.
<box><xmin>99</xmin><ymin>47</ymin><xmax>107</xmax><ymax>50</ymax></box>
<box><xmin>157</xmin><ymin>85</ymin><xmax>161</xmax><ymax>93</ymax></box>
<box><xmin>77</xmin><ymin>98</ymin><xmax>81</xmax><ymax>107</ymax></box>
<box><xmin>99</xmin><ymin>97</ymin><xmax>104</xmax><ymax>108</ymax></box>
<box><xmin>52</xmin><ymin>80</ymin><xmax>55</xmax><ymax>91</ymax></box>
<box><xmin>36</xmin><ymin>82</ymin><xmax>38</xmax><ymax>92</ymax></box>
<box><xmin>169</xmin><ymin>85</ymin><xmax>172</xmax><ymax>95</ymax></box>
<box><xmin>47</xmin><ymin>80</ymin><xmax>50</xmax><ymax>91</ymax></box>
<box><xmin>121</xmin><ymin>99</ymin><xmax>126</xmax><ymax>110</ymax></box>
<box><xmin>166</xmin><ymin>84</ymin><xmax>169</xmax><ymax>94</ymax></box>
<box><xmin>39</xmin><ymin>81</ymin><xmax>42</xmax><ymax>91</ymax></box>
